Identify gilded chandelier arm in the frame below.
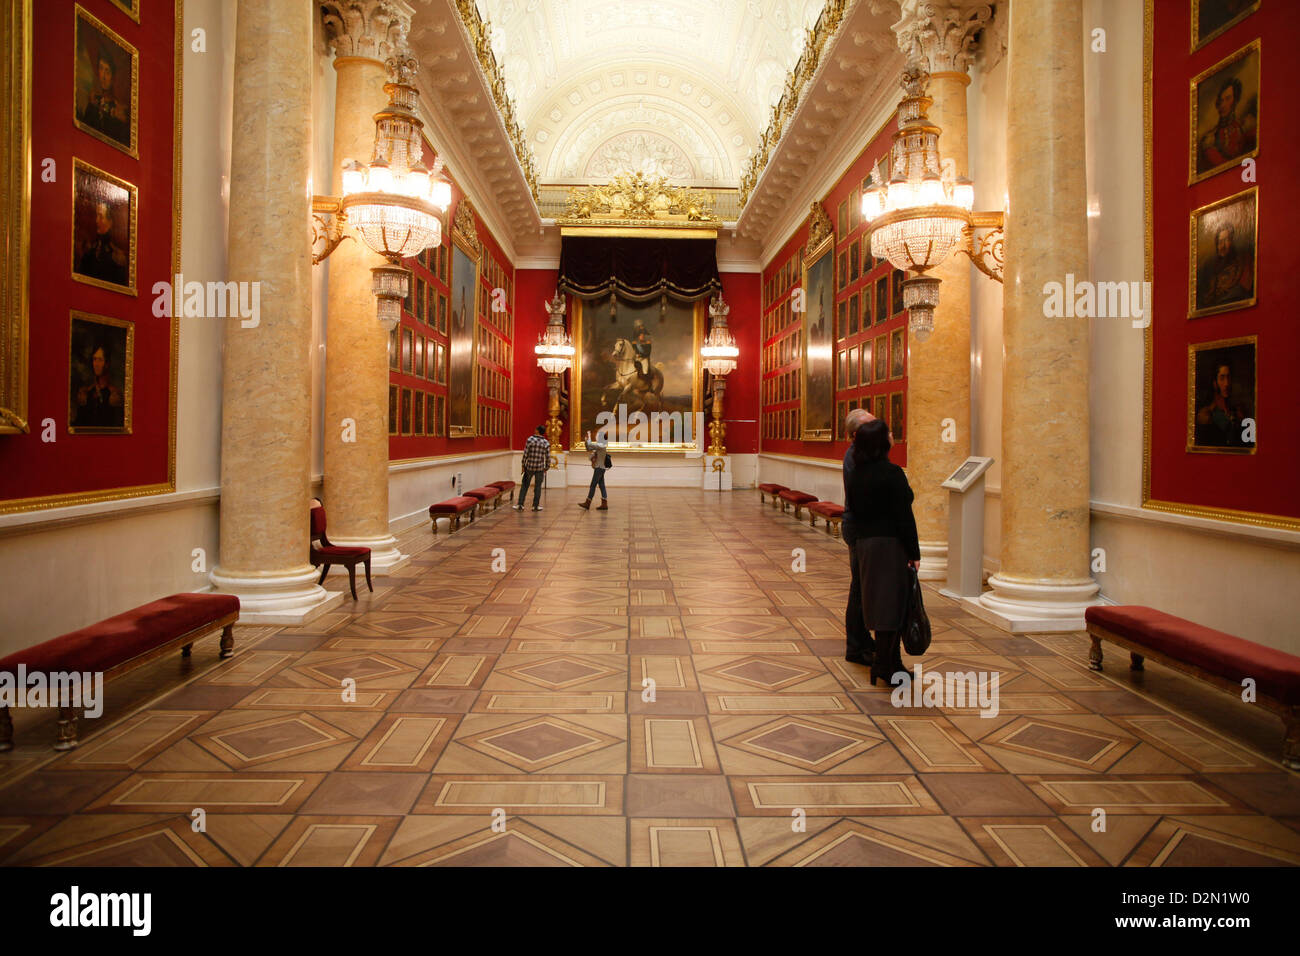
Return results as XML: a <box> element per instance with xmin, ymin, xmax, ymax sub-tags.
<box><xmin>311</xmin><ymin>195</ymin><xmax>351</xmax><ymax>266</ymax></box>
<box><xmin>958</xmin><ymin>212</ymin><xmax>1004</xmax><ymax>283</ymax></box>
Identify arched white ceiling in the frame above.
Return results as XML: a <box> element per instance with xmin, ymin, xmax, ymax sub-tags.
<box><xmin>474</xmin><ymin>0</ymin><xmax>828</xmax><ymax>187</ymax></box>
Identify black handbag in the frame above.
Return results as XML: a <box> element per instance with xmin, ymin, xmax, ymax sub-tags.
<box><xmin>900</xmin><ymin>566</ymin><xmax>932</xmax><ymax>656</ymax></box>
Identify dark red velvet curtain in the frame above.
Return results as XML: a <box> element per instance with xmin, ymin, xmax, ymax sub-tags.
<box><xmin>557</xmin><ymin>236</ymin><xmax>720</xmax><ymax>302</ymax></box>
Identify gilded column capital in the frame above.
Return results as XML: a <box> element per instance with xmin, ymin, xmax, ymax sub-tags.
<box><xmin>321</xmin><ymin>0</ymin><xmax>415</xmax><ymax>63</ymax></box>
<box><xmin>892</xmin><ymin>0</ymin><xmax>993</xmax><ymax>76</ymax></box>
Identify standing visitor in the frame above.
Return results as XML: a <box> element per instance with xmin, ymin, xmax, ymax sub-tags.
<box><xmin>841</xmin><ymin>407</ymin><xmax>875</xmax><ymax>664</ymax></box>
<box><xmin>516</xmin><ymin>425</ymin><xmax>550</xmax><ymax>511</ymax></box>
<box><xmin>578</xmin><ymin>430</ymin><xmax>609</xmax><ymax>510</ymax></box>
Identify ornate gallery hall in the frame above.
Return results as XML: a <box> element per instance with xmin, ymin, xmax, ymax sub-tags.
<box><xmin>1</xmin><ymin>0</ymin><xmax>1298</xmax><ymax>882</ymax></box>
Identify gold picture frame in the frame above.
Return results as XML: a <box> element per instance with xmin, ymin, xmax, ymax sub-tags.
<box><xmin>74</xmin><ymin>4</ymin><xmax>138</xmax><ymax>158</ymax></box>
<box><xmin>1</xmin><ymin>0</ymin><xmax>32</xmax><ymax>435</ymax></box>
<box><xmin>71</xmin><ymin>157</ymin><xmax>137</xmax><ymax>296</ymax></box>
<box><xmin>107</xmin><ymin>0</ymin><xmax>140</xmax><ymax>23</ymax></box>
<box><xmin>568</xmin><ymin>295</ymin><xmax>704</xmax><ymax>450</ymax></box>
<box><xmin>68</xmin><ymin>310</ymin><xmax>132</xmax><ymax>434</ymax></box>
<box><xmin>1188</xmin><ymin>185</ymin><xmax>1257</xmax><ymax>318</ymax></box>
<box><xmin>1189</xmin><ymin>39</ymin><xmax>1260</xmax><ymax>185</ymax></box>
<box><xmin>800</xmin><ymin>231</ymin><xmax>835</xmax><ymax>441</ymax></box>
<box><xmin>1187</xmin><ymin>335</ymin><xmax>1256</xmax><ymax>455</ymax></box>
<box><xmin>1192</xmin><ymin>0</ymin><xmax>1259</xmax><ymax>52</ymax></box>
<box><xmin>447</xmin><ymin>229</ymin><xmax>480</xmax><ymax>438</ymax></box>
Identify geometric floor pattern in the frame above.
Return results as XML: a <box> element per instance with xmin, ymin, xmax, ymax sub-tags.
<box><xmin>2</xmin><ymin>487</ymin><xmax>1298</xmax><ymax>866</ymax></box>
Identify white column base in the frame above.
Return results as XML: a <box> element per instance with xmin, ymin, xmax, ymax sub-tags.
<box><xmin>209</xmin><ymin>564</ymin><xmax>345</xmax><ymax>626</ymax></box>
<box><xmin>918</xmin><ymin>540</ymin><xmax>948</xmax><ymax>581</ymax></box>
<box><xmin>326</xmin><ymin>533</ymin><xmax>410</xmax><ymax>575</ymax></box>
<box><xmin>702</xmin><ymin>456</ymin><xmax>732</xmax><ymax>490</ymax></box>
<box><xmin>546</xmin><ymin>452</ymin><xmax>569</xmax><ymax>488</ymax></box>
<box><xmin>966</xmin><ymin>573</ymin><xmax>1102</xmax><ymax>633</ymax></box>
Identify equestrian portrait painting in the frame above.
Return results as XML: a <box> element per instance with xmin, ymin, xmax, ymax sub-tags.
<box><xmin>573</xmin><ymin>295</ymin><xmax>702</xmax><ymax>447</ymax></box>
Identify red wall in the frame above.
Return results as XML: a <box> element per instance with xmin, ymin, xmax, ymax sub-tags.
<box><xmin>1148</xmin><ymin>0</ymin><xmax>1297</xmax><ymax>523</ymax></box>
<box><xmin>760</xmin><ymin>116</ymin><xmax>907</xmax><ymax>468</ymax></box>
<box><xmin>719</xmin><ymin>271</ymin><xmax>760</xmax><ymax>454</ymax></box>
<box><xmin>512</xmin><ymin>267</ymin><xmax>560</xmax><ymax>448</ymax></box>
<box><xmin>1</xmin><ymin>1</ymin><xmax>179</xmax><ymax>508</ymax></box>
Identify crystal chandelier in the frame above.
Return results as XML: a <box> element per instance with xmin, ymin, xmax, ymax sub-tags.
<box><xmin>334</xmin><ymin>46</ymin><xmax>451</xmax><ymax>329</ymax></box>
<box><xmin>535</xmin><ymin>292</ymin><xmax>574</xmax><ymax>463</ymax></box>
<box><xmin>862</xmin><ymin>58</ymin><xmax>975</xmax><ymax>342</ymax></box>
<box><xmin>702</xmin><ymin>294</ymin><xmax>740</xmax><ymax>457</ymax></box>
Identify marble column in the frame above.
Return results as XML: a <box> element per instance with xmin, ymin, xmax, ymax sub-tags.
<box><xmin>209</xmin><ymin>0</ymin><xmax>342</xmax><ymax>624</ymax></box>
<box><xmin>319</xmin><ymin>0</ymin><xmax>414</xmax><ymax>573</ymax></box>
<box><xmin>894</xmin><ymin>2</ymin><xmax>989</xmax><ymax>580</ymax></box>
<box><xmin>979</xmin><ymin>0</ymin><xmax>1099</xmax><ymax>629</ymax></box>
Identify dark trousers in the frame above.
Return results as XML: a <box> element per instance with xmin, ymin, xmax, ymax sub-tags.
<box><xmin>846</xmin><ymin>542</ymin><xmax>871</xmax><ymax>659</ymax></box>
<box><xmin>587</xmin><ymin>468</ymin><xmax>607</xmax><ymax>499</ymax></box>
<box><xmin>519</xmin><ymin>469</ymin><xmax>544</xmax><ymax>508</ymax></box>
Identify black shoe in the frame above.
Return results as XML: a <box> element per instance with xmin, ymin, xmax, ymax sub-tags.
<box><xmin>845</xmin><ymin>652</ymin><xmax>870</xmax><ymax>665</ymax></box>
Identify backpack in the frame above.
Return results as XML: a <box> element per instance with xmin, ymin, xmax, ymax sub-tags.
<box><xmin>604</xmin><ymin>453</ymin><xmax>613</xmax><ymax>469</ymax></box>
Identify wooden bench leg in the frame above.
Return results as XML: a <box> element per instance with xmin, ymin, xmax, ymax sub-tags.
<box><xmin>181</xmin><ymin>643</ymin><xmax>193</xmax><ymax>657</ymax></box>
<box><xmin>0</xmin><ymin>706</ymin><xmax>12</xmax><ymax>752</ymax></box>
<box><xmin>317</xmin><ymin>563</ymin><xmax>330</xmax><ymax>586</ymax></box>
<box><xmin>1130</xmin><ymin>652</ymin><xmax>1145</xmax><ymax>671</ymax></box>
<box><xmin>364</xmin><ymin>557</ymin><xmax>373</xmax><ymax>593</ymax></box>
<box><xmin>54</xmin><ymin>706</ymin><xmax>79</xmax><ymax>751</ymax></box>
<box><xmin>346</xmin><ymin>564</ymin><xmax>358</xmax><ymax>600</ymax></box>
<box><xmin>759</xmin><ymin>491</ymin><xmax>765</xmax><ymax>504</ymax></box>
<box><xmin>831</xmin><ymin>520</ymin><xmax>841</xmax><ymax>540</ymax></box>
<box><xmin>1283</xmin><ymin>707</ymin><xmax>1300</xmax><ymax>770</ymax></box>
<box><xmin>220</xmin><ymin>623</ymin><xmax>235</xmax><ymax>659</ymax></box>
<box><xmin>1088</xmin><ymin>635</ymin><xmax>1103</xmax><ymax>671</ymax></box>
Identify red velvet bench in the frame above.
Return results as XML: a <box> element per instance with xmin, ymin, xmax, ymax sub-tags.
<box><xmin>808</xmin><ymin>501</ymin><xmax>845</xmax><ymax>538</ymax></box>
<box><xmin>0</xmin><ymin>593</ymin><xmax>239</xmax><ymax>752</ymax></box>
<box><xmin>489</xmin><ymin>480</ymin><xmax>516</xmax><ymax>504</ymax></box>
<box><xmin>777</xmin><ymin>489</ymin><xmax>818</xmax><ymax>520</ymax></box>
<box><xmin>758</xmin><ymin>483</ymin><xmax>788</xmax><ymax>507</ymax></box>
<box><xmin>1086</xmin><ymin>605</ymin><xmax>1300</xmax><ymax>769</ymax></box>
<box><xmin>429</xmin><ymin>496</ymin><xmax>478</xmax><ymax>533</ymax></box>
<box><xmin>464</xmin><ymin>486</ymin><xmax>503</xmax><ymax>515</ymax></box>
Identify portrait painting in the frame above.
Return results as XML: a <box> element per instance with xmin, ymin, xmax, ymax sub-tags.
<box><xmin>837</xmin><ymin>200</ymin><xmax>848</xmax><ymax>239</ymax></box>
<box><xmin>837</xmin><ymin>401</ymin><xmax>848</xmax><ymax>440</ymax></box>
<box><xmin>1190</xmin><ymin>186</ymin><xmax>1256</xmax><ymax>318</ymax></box>
<box><xmin>847</xmin><ymin>346</ymin><xmax>858</xmax><ymax>388</ymax></box>
<box><xmin>861</xmin><ymin>288</ymin><xmax>872</xmax><ymax>329</ymax></box>
<box><xmin>74</xmin><ymin>6</ymin><xmax>137</xmax><ymax>157</ymax></box>
<box><xmin>875</xmin><ymin>394</ymin><xmax>888</xmax><ymax>432</ymax></box>
<box><xmin>837</xmin><ymin>300</ymin><xmax>847</xmax><ymax>340</ymax></box>
<box><xmin>71</xmin><ymin>159</ymin><xmax>136</xmax><ymax>295</ymax></box>
<box><xmin>400</xmin><ymin>387</ymin><xmax>413</xmax><ymax>436</ymax></box>
<box><xmin>1191</xmin><ymin>40</ymin><xmax>1260</xmax><ymax>183</ymax></box>
<box><xmin>801</xmin><ymin>234</ymin><xmax>835</xmax><ymax>440</ymax></box>
<box><xmin>1193</xmin><ymin>0</ymin><xmax>1260</xmax><ymax>51</ymax></box>
<box><xmin>388</xmin><ymin>324</ymin><xmax>398</xmax><ymax>371</ymax></box>
<box><xmin>892</xmin><ymin>269</ymin><xmax>905</xmax><ymax>315</ymax></box>
<box><xmin>448</xmin><ymin>235</ymin><xmax>479</xmax><ymax>436</ymax></box>
<box><xmin>1188</xmin><ymin>336</ymin><xmax>1256</xmax><ymax>453</ymax></box>
<box><xmin>850</xmin><ymin>242</ymin><xmax>860</xmax><ymax>283</ymax></box>
<box><xmin>414</xmin><ymin>333</ymin><xmax>425</xmax><ymax>378</ymax></box>
<box><xmin>416</xmin><ymin>278</ymin><xmax>427</xmax><ymax>323</ymax></box>
<box><xmin>837</xmin><ymin>252</ymin><xmax>847</xmax><ymax>291</ymax></box>
<box><xmin>838</xmin><ymin>349</ymin><xmax>848</xmax><ymax>392</ymax></box>
<box><xmin>438</xmin><ymin>293</ymin><xmax>447</xmax><ymax>334</ymax></box>
<box><xmin>849</xmin><ymin>295</ymin><xmax>859</xmax><ymax>336</ymax></box>
<box><xmin>891</xmin><ymin>393</ymin><xmax>905</xmax><ymax>442</ymax></box>
<box><xmin>426</xmin><ymin>394</ymin><xmax>439</xmax><ymax>437</ymax></box>
<box><xmin>401</xmin><ymin>327</ymin><xmax>413</xmax><ymax>374</ymax></box>
<box><xmin>860</xmin><ymin>338</ymin><xmax>873</xmax><ymax>386</ymax></box>
<box><xmin>862</xmin><ymin>237</ymin><xmax>872</xmax><ymax>275</ymax></box>
<box><xmin>874</xmin><ymin>333</ymin><xmax>888</xmax><ymax>382</ymax></box>
<box><xmin>68</xmin><ymin>311</ymin><xmax>132</xmax><ymax>434</ymax></box>
<box><xmin>875</xmin><ymin>277</ymin><xmax>888</xmax><ymax>326</ymax></box>
<box><xmin>574</xmin><ymin>294</ymin><xmax>700</xmax><ymax>446</ymax></box>
<box><xmin>425</xmin><ymin>339</ymin><xmax>437</xmax><ymax>382</ymax></box>
<box><xmin>890</xmin><ymin>328</ymin><xmax>906</xmax><ymax>379</ymax></box>
<box><xmin>388</xmin><ymin>385</ymin><xmax>398</xmax><ymax>436</ymax></box>
<box><xmin>414</xmin><ymin>387</ymin><xmax>426</xmax><ymax>435</ymax></box>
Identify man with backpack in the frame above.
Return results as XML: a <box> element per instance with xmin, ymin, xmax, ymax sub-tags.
<box><xmin>578</xmin><ymin>429</ymin><xmax>610</xmax><ymax>510</ymax></box>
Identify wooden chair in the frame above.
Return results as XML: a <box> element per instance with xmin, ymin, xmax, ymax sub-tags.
<box><xmin>309</xmin><ymin>502</ymin><xmax>372</xmax><ymax>600</ymax></box>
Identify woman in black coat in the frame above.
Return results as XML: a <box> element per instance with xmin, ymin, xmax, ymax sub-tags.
<box><xmin>844</xmin><ymin>419</ymin><xmax>921</xmax><ymax>685</ymax></box>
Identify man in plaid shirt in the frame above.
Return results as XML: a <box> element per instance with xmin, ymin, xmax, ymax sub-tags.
<box><xmin>516</xmin><ymin>425</ymin><xmax>550</xmax><ymax>511</ymax></box>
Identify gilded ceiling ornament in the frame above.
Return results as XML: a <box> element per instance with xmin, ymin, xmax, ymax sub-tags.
<box><xmin>806</xmin><ymin>200</ymin><xmax>833</xmax><ymax>250</ymax></box>
<box><xmin>453</xmin><ymin>197</ymin><xmax>480</xmax><ymax>251</ymax></box>
<box><xmin>561</xmin><ymin>172</ymin><xmax>718</xmax><ymax>226</ymax></box>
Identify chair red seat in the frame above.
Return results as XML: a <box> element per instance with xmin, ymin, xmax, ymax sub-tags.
<box><xmin>808</xmin><ymin>501</ymin><xmax>844</xmax><ymax>518</ymax></box>
<box><xmin>0</xmin><ymin>593</ymin><xmax>239</xmax><ymax>751</ymax></box>
<box><xmin>778</xmin><ymin>490</ymin><xmax>817</xmax><ymax>505</ymax></box>
<box><xmin>489</xmin><ymin>480</ymin><xmax>516</xmax><ymax>491</ymax></box>
<box><xmin>429</xmin><ymin>496</ymin><xmax>478</xmax><ymax>516</ymax></box>
<box><xmin>314</xmin><ymin>544</ymin><xmax>370</xmax><ymax>558</ymax></box>
<box><xmin>464</xmin><ymin>486</ymin><xmax>501</xmax><ymax>501</ymax></box>
<box><xmin>758</xmin><ymin>483</ymin><xmax>787</xmax><ymax>495</ymax></box>
<box><xmin>1086</xmin><ymin>606</ymin><xmax>1300</xmax><ymax>705</ymax></box>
